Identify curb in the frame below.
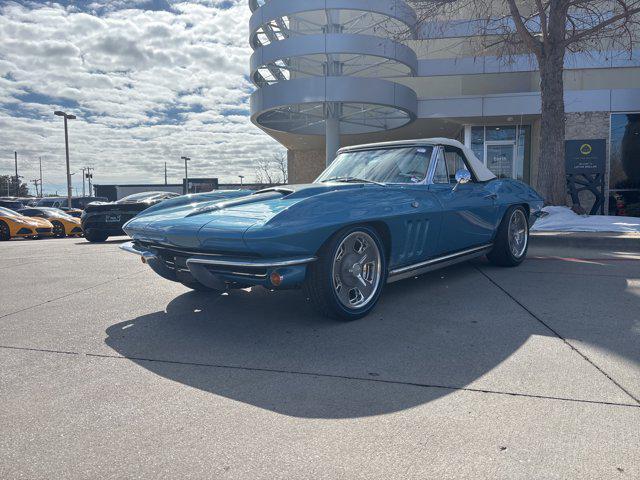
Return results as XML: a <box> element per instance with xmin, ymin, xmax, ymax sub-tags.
<box><xmin>530</xmin><ymin>231</ymin><xmax>640</xmax><ymax>251</ymax></box>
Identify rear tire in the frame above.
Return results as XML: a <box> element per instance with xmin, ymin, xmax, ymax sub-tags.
<box><xmin>487</xmin><ymin>206</ymin><xmax>529</xmax><ymax>267</ymax></box>
<box><xmin>85</xmin><ymin>230</ymin><xmax>109</xmax><ymax>243</ymax></box>
<box><xmin>52</xmin><ymin>221</ymin><xmax>66</xmax><ymax>238</ymax></box>
<box><xmin>0</xmin><ymin>221</ymin><xmax>10</xmax><ymax>241</ymax></box>
<box><xmin>304</xmin><ymin>225</ymin><xmax>387</xmax><ymax>321</ymax></box>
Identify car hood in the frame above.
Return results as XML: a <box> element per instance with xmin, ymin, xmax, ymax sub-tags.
<box><xmin>20</xmin><ymin>216</ymin><xmax>54</xmax><ymax>228</ymax></box>
<box><xmin>123</xmin><ymin>183</ymin><xmax>371</xmax><ymax>251</ymax></box>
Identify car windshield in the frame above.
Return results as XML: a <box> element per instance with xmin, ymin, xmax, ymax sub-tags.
<box><xmin>315</xmin><ymin>146</ymin><xmax>434</xmax><ymax>185</ymax></box>
<box><xmin>0</xmin><ymin>201</ymin><xmax>24</xmax><ymax>209</ymax></box>
<box><xmin>117</xmin><ymin>192</ymin><xmax>177</xmax><ymax>203</ymax></box>
<box><xmin>41</xmin><ymin>208</ymin><xmax>74</xmax><ymax>219</ymax></box>
<box><xmin>37</xmin><ymin>198</ymin><xmax>62</xmax><ymax>207</ymax></box>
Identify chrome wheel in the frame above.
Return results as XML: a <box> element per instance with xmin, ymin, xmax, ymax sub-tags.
<box><xmin>508</xmin><ymin>209</ymin><xmax>528</xmax><ymax>258</ymax></box>
<box><xmin>332</xmin><ymin>231</ymin><xmax>382</xmax><ymax>309</ymax></box>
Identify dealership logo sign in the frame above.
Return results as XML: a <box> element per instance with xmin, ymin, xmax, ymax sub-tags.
<box><xmin>580</xmin><ymin>143</ymin><xmax>593</xmax><ymax>155</ymax></box>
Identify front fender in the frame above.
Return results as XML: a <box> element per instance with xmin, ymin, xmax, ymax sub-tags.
<box><xmin>243</xmin><ymin>186</ymin><xmax>440</xmax><ymax>265</ymax></box>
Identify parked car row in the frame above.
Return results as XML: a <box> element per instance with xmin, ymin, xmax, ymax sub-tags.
<box><xmin>0</xmin><ymin>192</ymin><xmax>183</xmax><ymax>242</ymax></box>
<box><xmin>0</xmin><ymin>206</ymin><xmax>82</xmax><ymax>240</ymax></box>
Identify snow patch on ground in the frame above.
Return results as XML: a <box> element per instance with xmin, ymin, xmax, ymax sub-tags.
<box><xmin>531</xmin><ymin>206</ymin><xmax>640</xmax><ymax>233</ymax></box>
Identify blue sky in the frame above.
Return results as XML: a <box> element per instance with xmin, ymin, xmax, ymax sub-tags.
<box><xmin>0</xmin><ymin>0</ymin><xmax>282</xmax><ymax>194</ymax></box>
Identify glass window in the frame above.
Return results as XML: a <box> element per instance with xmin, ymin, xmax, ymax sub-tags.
<box><xmin>117</xmin><ymin>191</ymin><xmax>180</xmax><ymax>203</ymax></box>
<box><xmin>432</xmin><ymin>149</ymin><xmax>449</xmax><ymax>184</ymax></box>
<box><xmin>486</xmin><ymin>144</ymin><xmax>515</xmax><ymax>179</ymax></box>
<box><xmin>471</xmin><ymin>126</ymin><xmax>484</xmax><ymax>162</ymax></box>
<box><xmin>486</xmin><ymin>126</ymin><xmax>516</xmax><ymax>141</ymax></box>
<box><xmin>610</xmin><ymin>113</ymin><xmax>640</xmax><ymax>217</ymax></box>
<box><xmin>516</xmin><ymin>126</ymin><xmax>529</xmax><ymax>182</ymax></box>
<box><xmin>316</xmin><ymin>146</ymin><xmax>434</xmax><ymax>184</ymax></box>
<box><xmin>444</xmin><ymin>146</ymin><xmax>470</xmax><ymax>182</ymax></box>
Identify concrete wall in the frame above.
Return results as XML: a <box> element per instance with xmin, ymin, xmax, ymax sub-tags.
<box><xmin>287</xmin><ymin>149</ymin><xmax>326</xmax><ymax>184</ymax></box>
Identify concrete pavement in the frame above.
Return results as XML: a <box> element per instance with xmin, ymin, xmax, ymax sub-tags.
<box><xmin>1</xmin><ymin>236</ymin><xmax>639</xmax><ymax>478</ymax></box>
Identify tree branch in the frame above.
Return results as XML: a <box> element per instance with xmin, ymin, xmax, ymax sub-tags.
<box><xmin>535</xmin><ymin>0</ymin><xmax>549</xmax><ymax>39</ymax></box>
<box><xmin>565</xmin><ymin>5</ymin><xmax>640</xmax><ymax>46</ymax></box>
<box><xmin>506</xmin><ymin>0</ymin><xmax>543</xmax><ymax>56</ymax></box>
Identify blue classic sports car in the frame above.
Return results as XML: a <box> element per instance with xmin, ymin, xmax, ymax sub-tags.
<box><xmin>121</xmin><ymin>138</ymin><xmax>544</xmax><ymax>320</ymax></box>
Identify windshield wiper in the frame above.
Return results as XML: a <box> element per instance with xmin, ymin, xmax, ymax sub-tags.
<box><xmin>321</xmin><ymin>176</ymin><xmax>386</xmax><ymax>186</ymax></box>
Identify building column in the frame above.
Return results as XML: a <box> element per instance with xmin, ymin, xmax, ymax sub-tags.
<box><xmin>325</xmin><ymin>112</ymin><xmax>340</xmax><ymax>167</ymax></box>
<box><xmin>463</xmin><ymin>125</ymin><xmax>472</xmax><ymax>148</ymax></box>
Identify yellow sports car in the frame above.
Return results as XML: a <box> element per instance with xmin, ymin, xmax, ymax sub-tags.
<box><xmin>0</xmin><ymin>207</ymin><xmax>54</xmax><ymax>240</ymax></box>
<box><xmin>17</xmin><ymin>207</ymin><xmax>83</xmax><ymax>238</ymax></box>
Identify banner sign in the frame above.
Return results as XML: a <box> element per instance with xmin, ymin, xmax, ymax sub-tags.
<box><xmin>565</xmin><ymin>139</ymin><xmax>606</xmax><ymax>175</ymax></box>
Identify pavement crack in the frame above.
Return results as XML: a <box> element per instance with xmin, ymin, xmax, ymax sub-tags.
<box><xmin>474</xmin><ymin>265</ymin><xmax>640</xmax><ymax>406</ymax></box>
<box><xmin>1</xmin><ymin>344</ymin><xmax>638</xmax><ymax>409</ymax></box>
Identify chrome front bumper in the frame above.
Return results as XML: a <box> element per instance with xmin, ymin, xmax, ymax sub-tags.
<box><xmin>120</xmin><ymin>241</ymin><xmax>316</xmax><ymax>289</ymax></box>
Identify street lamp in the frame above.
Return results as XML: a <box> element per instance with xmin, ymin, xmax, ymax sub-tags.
<box><xmin>181</xmin><ymin>156</ymin><xmax>190</xmax><ymax>194</ymax></box>
<box><xmin>54</xmin><ymin>110</ymin><xmax>76</xmax><ymax>209</ymax></box>
<box><xmin>238</xmin><ymin>175</ymin><xmax>245</xmax><ymax>187</ymax></box>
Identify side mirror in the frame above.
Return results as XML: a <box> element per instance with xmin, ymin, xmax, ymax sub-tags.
<box><xmin>453</xmin><ymin>169</ymin><xmax>471</xmax><ymax>191</ymax></box>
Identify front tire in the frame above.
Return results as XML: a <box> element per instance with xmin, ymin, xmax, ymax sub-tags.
<box><xmin>85</xmin><ymin>230</ymin><xmax>109</xmax><ymax>243</ymax></box>
<box><xmin>0</xmin><ymin>221</ymin><xmax>10</xmax><ymax>241</ymax></box>
<box><xmin>304</xmin><ymin>225</ymin><xmax>387</xmax><ymax>321</ymax></box>
<box><xmin>487</xmin><ymin>206</ymin><xmax>529</xmax><ymax>267</ymax></box>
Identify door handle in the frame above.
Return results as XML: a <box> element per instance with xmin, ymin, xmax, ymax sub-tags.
<box><xmin>483</xmin><ymin>193</ymin><xmax>498</xmax><ymax>200</ymax></box>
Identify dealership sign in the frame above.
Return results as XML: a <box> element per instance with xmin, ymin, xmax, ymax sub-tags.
<box><xmin>565</xmin><ymin>139</ymin><xmax>606</xmax><ymax>215</ymax></box>
<box><xmin>565</xmin><ymin>139</ymin><xmax>606</xmax><ymax>174</ymax></box>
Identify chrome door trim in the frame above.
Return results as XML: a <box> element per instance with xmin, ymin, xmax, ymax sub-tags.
<box><xmin>387</xmin><ymin>243</ymin><xmax>493</xmax><ymax>283</ymax></box>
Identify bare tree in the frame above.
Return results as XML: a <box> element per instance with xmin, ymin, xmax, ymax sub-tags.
<box><xmin>254</xmin><ymin>152</ymin><xmax>288</xmax><ymax>185</ymax></box>
<box><xmin>273</xmin><ymin>152</ymin><xmax>288</xmax><ymax>184</ymax></box>
<box><xmin>409</xmin><ymin>0</ymin><xmax>640</xmax><ymax>204</ymax></box>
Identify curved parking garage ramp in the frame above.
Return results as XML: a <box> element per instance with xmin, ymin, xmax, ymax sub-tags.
<box><xmin>248</xmin><ymin>0</ymin><xmax>419</xmax><ymax>165</ymax></box>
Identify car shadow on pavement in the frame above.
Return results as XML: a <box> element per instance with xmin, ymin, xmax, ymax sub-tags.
<box><xmin>104</xmin><ymin>260</ymin><xmax>640</xmax><ymax>418</ymax></box>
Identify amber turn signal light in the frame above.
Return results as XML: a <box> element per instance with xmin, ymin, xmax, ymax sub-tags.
<box><xmin>270</xmin><ymin>271</ymin><xmax>283</xmax><ymax>287</ymax></box>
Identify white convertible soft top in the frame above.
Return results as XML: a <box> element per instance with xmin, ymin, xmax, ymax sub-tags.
<box><xmin>339</xmin><ymin>137</ymin><xmax>497</xmax><ymax>182</ymax></box>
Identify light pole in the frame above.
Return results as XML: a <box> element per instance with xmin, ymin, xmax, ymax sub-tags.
<box><xmin>238</xmin><ymin>175</ymin><xmax>245</xmax><ymax>187</ymax></box>
<box><xmin>14</xmin><ymin>151</ymin><xmax>18</xmax><ymax>196</ymax></box>
<box><xmin>54</xmin><ymin>110</ymin><xmax>76</xmax><ymax>208</ymax></box>
<box><xmin>86</xmin><ymin>167</ymin><xmax>94</xmax><ymax>196</ymax></box>
<box><xmin>181</xmin><ymin>156</ymin><xmax>190</xmax><ymax>194</ymax></box>
<box><xmin>39</xmin><ymin>157</ymin><xmax>43</xmax><ymax>197</ymax></box>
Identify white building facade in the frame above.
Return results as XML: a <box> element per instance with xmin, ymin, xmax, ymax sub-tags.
<box><xmin>248</xmin><ymin>0</ymin><xmax>640</xmax><ymax>215</ymax></box>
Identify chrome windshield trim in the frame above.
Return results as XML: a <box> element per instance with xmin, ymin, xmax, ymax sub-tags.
<box><xmin>389</xmin><ymin>243</ymin><xmax>493</xmax><ymax>276</ymax></box>
<box><xmin>186</xmin><ymin>256</ymin><xmax>317</xmax><ymax>269</ymax></box>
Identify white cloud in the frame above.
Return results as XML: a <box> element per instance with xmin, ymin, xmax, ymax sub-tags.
<box><xmin>0</xmin><ymin>0</ymin><xmax>283</xmax><ymax>192</ymax></box>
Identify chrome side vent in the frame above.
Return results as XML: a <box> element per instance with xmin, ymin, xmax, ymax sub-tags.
<box><xmin>400</xmin><ymin>218</ymin><xmax>429</xmax><ymax>263</ymax></box>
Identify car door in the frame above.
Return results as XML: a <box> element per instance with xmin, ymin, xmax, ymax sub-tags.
<box><xmin>429</xmin><ymin>145</ymin><xmax>500</xmax><ymax>255</ymax></box>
